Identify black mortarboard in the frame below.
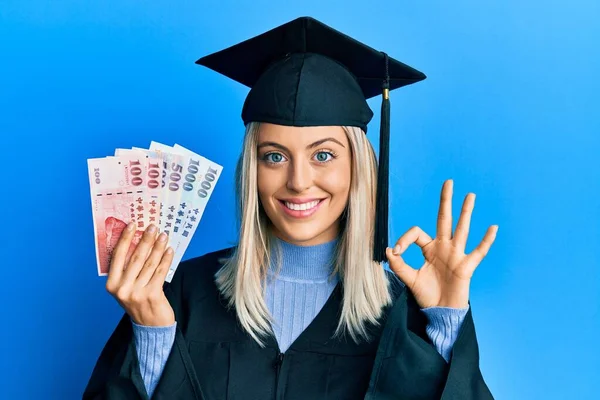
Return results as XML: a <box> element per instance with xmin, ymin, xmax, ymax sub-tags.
<box><xmin>195</xmin><ymin>16</ymin><xmax>426</xmax><ymax>263</ymax></box>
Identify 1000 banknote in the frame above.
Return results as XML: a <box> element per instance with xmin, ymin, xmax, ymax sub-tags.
<box><xmin>87</xmin><ymin>143</ymin><xmax>222</xmax><ymax>282</ymax></box>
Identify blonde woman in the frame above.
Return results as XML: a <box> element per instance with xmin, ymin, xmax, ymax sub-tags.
<box><xmin>84</xmin><ymin>17</ymin><xmax>497</xmax><ymax>400</ymax></box>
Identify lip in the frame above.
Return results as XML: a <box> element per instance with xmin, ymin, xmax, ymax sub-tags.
<box><xmin>277</xmin><ymin>198</ymin><xmax>326</xmax><ymax>218</ymax></box>
<box><xmin>279</xmin><ymin>197</ymin><xmax>324</xmax><ymax>204</ymax></box>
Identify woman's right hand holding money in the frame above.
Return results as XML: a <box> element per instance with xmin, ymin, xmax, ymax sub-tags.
<box><xmin>106</xmin><ymin>222</ymin><xmax>175</xmax><ymax>326</ymax></box>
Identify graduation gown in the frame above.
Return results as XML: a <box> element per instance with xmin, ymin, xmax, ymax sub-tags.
<box><xmin>83</xmin><ymin>247</ymin><xmax>494</xmax><ymax>399</ymax></box>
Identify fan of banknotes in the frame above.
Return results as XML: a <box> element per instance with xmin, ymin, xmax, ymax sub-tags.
<box><xmin>87</xmin><ymin>141</ymin><xmax>223</xmax><ymax>283</ymax></box>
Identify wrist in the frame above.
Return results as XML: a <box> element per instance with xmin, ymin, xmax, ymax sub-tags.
<box><xmin>131</xmin><ymin>315</ymin><xmax>176</xmax><ymax>328</ymax></box>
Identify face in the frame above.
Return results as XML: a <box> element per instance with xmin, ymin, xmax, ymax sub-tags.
<box><xmin>256</xmin><ymin>123</ymin><xmax>352</xmax><ymax>246</ymax></box>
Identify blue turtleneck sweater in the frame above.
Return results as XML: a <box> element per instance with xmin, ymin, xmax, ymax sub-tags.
<box><xmin>131</xmin><ymin>237</ymin><xmax>469</xmax><ymax>397</ymax></box>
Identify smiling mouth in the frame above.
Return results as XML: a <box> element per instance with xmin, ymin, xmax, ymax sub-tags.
<box><xmin>280</xmin><ymin>199</ymin><xmax>322</xmax><ymax>211</ymax></box>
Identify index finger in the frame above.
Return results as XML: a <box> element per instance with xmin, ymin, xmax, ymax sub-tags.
<box><xmin>106</xmin><ymin>221</ymin><xmax>136</xmax><ymax>285</ymax></box>
<box><xmin>393</xmin><ymin>226</ymin><xmax>432</xmax><ymax>255</ymax></box>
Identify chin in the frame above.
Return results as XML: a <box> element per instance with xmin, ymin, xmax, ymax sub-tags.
<box><xmin>279</xmin><ymin>227</ymin><xmax>324</xmax><ymax>244</ymax></box>
<box><xmin>270</xmin><ymin>219</ymin><xmax>339</xmax><ymax>246</ymax></box>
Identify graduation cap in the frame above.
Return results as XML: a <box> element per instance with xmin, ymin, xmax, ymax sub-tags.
<box><xmin>195</xmin><ymin>16</ymin><xmax>426</xmax><ymax>263</ymax></box>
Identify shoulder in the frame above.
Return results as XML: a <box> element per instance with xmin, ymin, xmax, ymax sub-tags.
<box><xmin>166</xmin><ymin>246</ymin><xmax>236</xmax><ymax>298</ymax></box>
<box><xmin>179</xmin><ymin>246</ymin><xmax>236</xmax><ymax>276</ymax></box>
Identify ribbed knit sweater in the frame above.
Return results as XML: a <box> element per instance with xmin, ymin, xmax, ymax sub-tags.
<box><xmin>132</xmin><ymin>237</ymin><xmax>469</xmax><ymax>397</ymax></box>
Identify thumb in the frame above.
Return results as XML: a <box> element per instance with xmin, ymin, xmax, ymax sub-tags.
<box><xmin>386</xmin><ymin>247</ymin><xmax>417</xmax><ymax>289</ymax></box>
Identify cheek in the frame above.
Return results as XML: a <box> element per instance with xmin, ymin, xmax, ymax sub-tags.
<box><xmin>319</xmin><ymin>164</ymin><xmax>351</xmax><ymax>201</ymax></box>
<box><xmin>257</xmin><ymin>165</ymin><xmax>282</xmax><ymax>202</ymax></box>
<box><xmin>256</xmin><ymin>166</ymin><xmax>270</xmax><ymax>201</ymax></box>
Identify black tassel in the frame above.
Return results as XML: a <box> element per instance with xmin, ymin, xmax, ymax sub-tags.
<box><xmin>373</xmin><ymin>53</ymin><xmax>391</xmax><ymax>263</ymax></box>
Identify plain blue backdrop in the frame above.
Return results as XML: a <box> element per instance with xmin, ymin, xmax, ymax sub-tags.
<box><xmin>1</xmin><ymin>1</ymin><xmax>598</xmax><ymax>399</ymax></box>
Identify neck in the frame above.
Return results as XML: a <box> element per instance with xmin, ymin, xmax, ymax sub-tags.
<box><xmin>268</xmin><ymin>235</ymin><xmax>339</xmax><ymax>282</ymax></box>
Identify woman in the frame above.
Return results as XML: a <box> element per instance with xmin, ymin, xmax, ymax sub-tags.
<box><xmin>84</xmin><ymin>17</ymin><xmax>497</xmax><ymax>400</ymax></box>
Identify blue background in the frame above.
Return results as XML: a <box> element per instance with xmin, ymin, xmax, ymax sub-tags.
<box><xmin>1</xmin><ymin>1</ymin><xmax>598</xmax><ymax>398</ymax></box>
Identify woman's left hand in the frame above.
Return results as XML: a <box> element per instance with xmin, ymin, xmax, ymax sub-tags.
<box><xmin>386</xmin><ymin>179</ymin><xmax>498</xmax><ymax>309</ymax></box>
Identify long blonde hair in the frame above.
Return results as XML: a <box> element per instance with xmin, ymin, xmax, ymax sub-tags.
<box><xmin>215</xmin><ymin>121</ymin><xmax>393</xmax><ymax>346</ymax></box>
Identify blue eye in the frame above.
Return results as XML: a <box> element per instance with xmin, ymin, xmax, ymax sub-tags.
<box><xmin>262</xmin><ymin>151</ymin><xmax>335</xmax><ymax>164</ymax></box>
<box><xmin>264</xmin><ymin>152</ymin><xmax>286</xmax><ymax>163</ymax></box>
<box><xmin>315</xmin><ymin>151</ymin><xmax>333</xmax><ymax>163</ymax></box>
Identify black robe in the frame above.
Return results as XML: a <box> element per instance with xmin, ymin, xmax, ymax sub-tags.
<box><xmin>83</xmin><ymin>247</ymin><xmax>494</xmax><ymax>399</ymax></box>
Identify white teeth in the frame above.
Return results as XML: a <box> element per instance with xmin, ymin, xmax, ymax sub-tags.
<box><xmin>284</xmin><ymin>200</ymin><xmax>319</xmax><ymax>211</ymax></box>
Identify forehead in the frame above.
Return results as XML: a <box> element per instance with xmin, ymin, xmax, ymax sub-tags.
<box><xmin>257</xmin><ymin>123</ymin><xmax>348</xmax><ymax>147</ymax></box>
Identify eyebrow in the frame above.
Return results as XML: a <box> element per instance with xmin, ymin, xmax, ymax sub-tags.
<box><xmin>257</xmin><ymin>137</ymin><xmax>346</xmax><ymax>152</ymax></box>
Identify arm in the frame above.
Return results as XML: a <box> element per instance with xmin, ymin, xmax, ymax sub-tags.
<box><xmin>421</xmin><ymin>305</ymin><xmax>469</xmax><ymax>363</ymax></box>
<box><xmin>373</xmin><ymin>180</ymin><xmax>498</xmax><ymax>398</ymax></box>
<box><xmin>131</xmin><ymin>320</ymin><xmax>177</xmax><ymax>398</ymax></box>
<box><xmin>83</xmin><ymin>259</ymin><xmax>206</xmax><ymax>400</ymax></box>
<box><xmin>365</xmin><ymin>280</ymin><xmax>494</xmax><ymax>400</ymax></box>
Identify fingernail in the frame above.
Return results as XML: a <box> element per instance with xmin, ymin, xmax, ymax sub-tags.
<box><xmin>158</xmin><ymin>232</ymin><xmax>167</xmax><ymax>242</ymax></box>
<box><xmin>166</xmin><ymin>247</ymin><xmax>173</xmax><ymax>254</ymax></box>
<box><xmin>393</xmin><ymin>245</ymin><xmax>401</xmax><ymax>255</ymax></box>
<box><xmin>127</xmin><ymin>222</ymin><xmax>135</xmax><ymax>231</ymax></box>
<box><xmin>147</xmin><ymin>224</ymin><xmax>156</xmax><ymax>233</ymax></box>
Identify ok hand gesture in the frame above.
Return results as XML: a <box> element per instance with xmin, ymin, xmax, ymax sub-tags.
<box><xmin>386</xmin><ymin>180</ymin><xmax>498</xmax><ymax>309</ymax></box>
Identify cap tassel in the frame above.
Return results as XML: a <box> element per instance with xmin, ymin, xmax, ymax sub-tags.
<box><xmin>373</xmin><ymin>53</ymin><xmax>390</xmax><ymax>263</ymax></box>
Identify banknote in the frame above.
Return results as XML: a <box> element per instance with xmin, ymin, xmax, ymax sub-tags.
<box><xmin>148</xmin><ymin>142</ymin><xmax>223</xmax><ymax>281</ymax></box>
<box><xmin>131</xmin><ymin>147</ymin><xmax>169</xmax><ymax>231</ymax></box>
<box><xmin>166</xmin><ymin>144</ymin><xmax>223</xmax><ymax>282</ymax></box>
<box><xmin>148</xmin><ymin>142</ymin><xmax>186</xmax><ymax>246</ymax></box>
<box><xmin>118</xmin><ymin>148</ymin><xmax>164</xmax><ymax>230</ymax></box>
<box><xmin>88</xmin><ymin>142</ymin><xmax>221</xmax><ymax>280</ymax></box>
<box><xmin>112</xmin><ymin>150</ymin><xmax>163</xmax><ymax>229</ymax></box>
<box><xmin>88</xmin><ymin>157</ymin><xmax>146</xmax><ymax>275</ymax></box>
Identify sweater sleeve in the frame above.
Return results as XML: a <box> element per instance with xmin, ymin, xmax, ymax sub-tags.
<box><xmin>420</xmin><ymin>305</ymin><xmax>470</xmax><ymax>362</ymax></box>
<box><xmin>366</xmin><ymin>285</ymin><xmax>494</xmax><ymax>399</ymax></box>
<box><xmin>84</xmin><ymin>253</ymin><xmax>228</xmax><ymax>399</ymax></box>
<box><xmin>131</xmin><ymin>319</ymin><xmax>177</xmax><ymax>398</ymax></box>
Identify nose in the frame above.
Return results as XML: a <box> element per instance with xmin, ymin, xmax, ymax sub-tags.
<box><xmin>286</xmin><ymin>157</ymin><xmax>313</xmax><ymax>193</ymax></box>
